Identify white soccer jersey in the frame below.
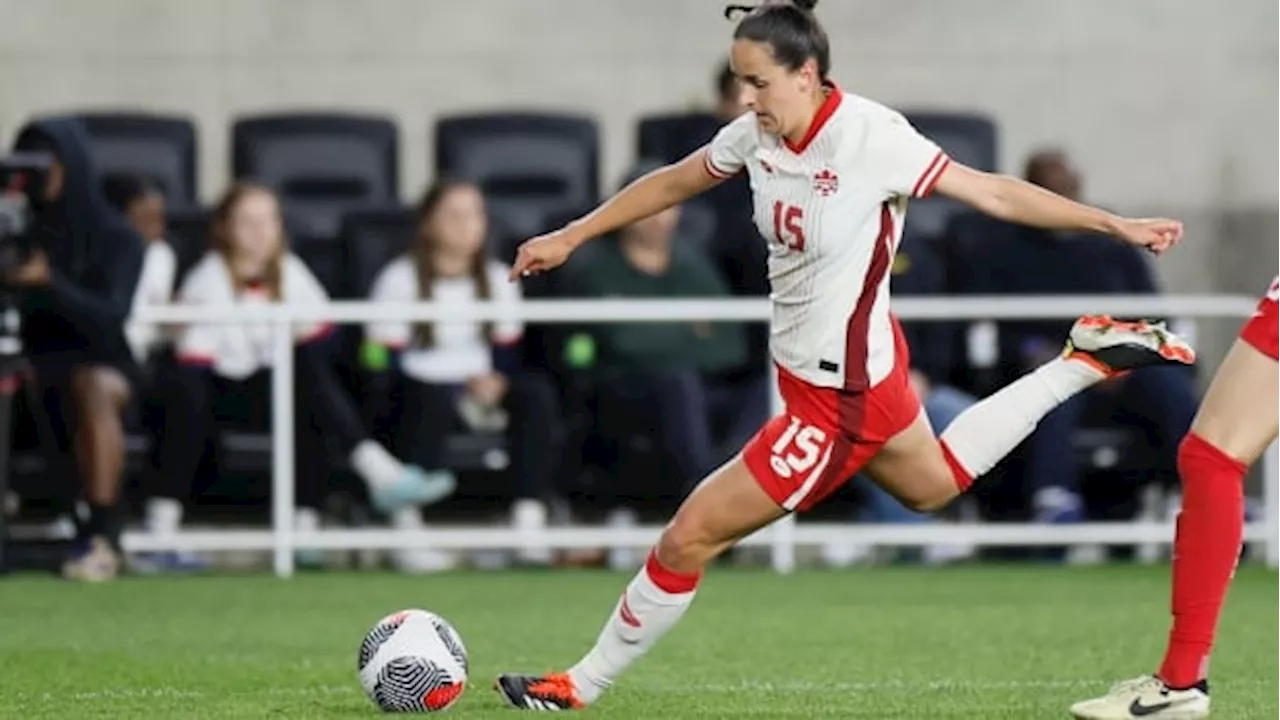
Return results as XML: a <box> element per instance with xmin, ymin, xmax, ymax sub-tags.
<box><xmin>176</xmin><ymin>251</ymin><xmax>332</xmax><ymax>379</ymax></box>
<box><xmin>704</xmin><ymin>84</ymin><xmax>950</xmax><ymax>390</ymax></box>
<box><xmin>365</xmin><ymin>256</ymin><xmax>523</xmax><ymax>384</ymax></box>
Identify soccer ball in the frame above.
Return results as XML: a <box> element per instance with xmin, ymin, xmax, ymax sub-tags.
<box><xmin>357</xmin><ymin>609</ymin><xmax>469</xmax><ymax>713</ymax></box>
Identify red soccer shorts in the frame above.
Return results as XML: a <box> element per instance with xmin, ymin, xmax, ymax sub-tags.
<box><xmin>1239</xmin><ymin>277</ymin><xmax>1279</xmax><ymax>361</ymax></box>
<box><xmin>742</xmin><ymin>323</ymin><xmax>922</xmax><ymax>512</ymax></box>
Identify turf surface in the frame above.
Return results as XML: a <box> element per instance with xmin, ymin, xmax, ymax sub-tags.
<box><xmin>0</xmin><ymin>566</ymin><xmax>1276</xmax><ymax>719</ymax></box>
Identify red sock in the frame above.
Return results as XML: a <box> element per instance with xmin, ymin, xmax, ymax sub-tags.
<box><xmin>941</xmin><ymin>441</ymin><xmax>974</xmax><ymax>492</ymax></box>
<box><xmin>1158</xmin><ymin>432</ymin><xmax>1246</xmax><ymax>689</ymax></box>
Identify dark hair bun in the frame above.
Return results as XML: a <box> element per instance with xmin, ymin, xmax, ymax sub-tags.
<box><xmin>724</xmin><ymin>1</ymin><xmax>817</xmax><ymax>20</ymax></box>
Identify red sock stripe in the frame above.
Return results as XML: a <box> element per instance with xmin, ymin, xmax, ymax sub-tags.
<box><xmin>941</xmin><ymin>441</ymin><xmax>974</xmax><ymax>492</ymax></box>
<box><xmin>644</xmin><ymin>550</ymin><xmax>701</xmax><ymax>594</ymax></box>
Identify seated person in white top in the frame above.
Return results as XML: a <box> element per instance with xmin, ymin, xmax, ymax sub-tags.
<box><xmin>364</xmin><ymin>179</ymin><xmax>563</xmax><ymax>566</ymax></box>
<box><xmin>159</xmin><ymin>183</ymin><xmax>453</xmax><ymax>539</ymax></box>
<box><xmin>103</xmin><ymin>174</ymin><xmax>177</xmax><ymax>369</ymax></box>
<box><xmin>101</xmin><ymin>174</ymin><xmax>175</xmax><ymax>370</ymax></box>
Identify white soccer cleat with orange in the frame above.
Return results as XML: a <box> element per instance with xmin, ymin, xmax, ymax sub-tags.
<box><xmin>1070</xmin><ymin>676</ymin><xmax>1210</xmax><ymax>719</ymax></box>
<box><xmin>1064</xmin><ymin>316</ymin><xmax>1196</xmax><ymax>377</ymax></box>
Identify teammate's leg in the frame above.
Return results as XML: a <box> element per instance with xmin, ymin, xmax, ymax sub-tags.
<box><xmin>495</xmin><ymin>455</ymin><xmax>785</xmax><ymax>710</ymax></box>
<box><xmin>1160</xmin><ymin>340</ymin><xmax>1277</xmax><ymax>685</ymax></box>
<box><xmin>866</xmin><ymin>316</ymin><xmax>1194</xmax><ymax>508</ymax></box>
<box><xmin>1068</xmin><ymin>339</ymin><xmax>1277</xmax><ymax>720</ymax></box>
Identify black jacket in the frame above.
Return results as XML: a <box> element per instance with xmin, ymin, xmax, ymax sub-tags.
<box><xmin>11</xmin><ymin>116</ymin><xmax>143</xmax><ymax>368</ymax></box>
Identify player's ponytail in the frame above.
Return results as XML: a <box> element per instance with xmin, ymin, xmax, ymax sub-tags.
<box><xmin>725</xmin><ymin>0</ymin><xmax>829</xmax><ymax>79</ymax></box>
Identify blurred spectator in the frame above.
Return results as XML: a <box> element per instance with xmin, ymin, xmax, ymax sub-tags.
<box><xmin>706</xmin><ymin>57</ymin><xmax>770</xmax><ymax>340</ymax></box>
<box><xmin>9</xmin><ymin>118</ymin><xmax>144</xmax><ymax>581</ymax></box>
<box><xmin>715</xmin><ymin>59</ymin><xmax>746</xmax><ymax>120</ymax></box>
<box><xmin>364</xmin><ymin>179</ymin><xmax>563</xmax><ymax>570</ymax></box>
<box><xmin>563</xmin><ymin>161</ymin><xmax>748</xmax><ymax>498</ymax></box>
<box><xmin>157</xmin><ymin>183</ymin><xmax>450</xmax><ymax>565</ymax></box>
<box><xmin>822</xmin><ymin>234</ymin><xmax>977</xmax><ymax>566</ymax></box>
<box><xmin>991</xmin><ymin>150</ymin><xmax>1198</xmax><ymax>525</ymax></box>
<box><xmin>102</xmin><ymin>173</ymin><xmax>190</xmax><ymax>571</ymax></box>
<box><xmin>101</xmin><ymin>174</ymin><xmax>177</xmax><ymax>366</ymax></box>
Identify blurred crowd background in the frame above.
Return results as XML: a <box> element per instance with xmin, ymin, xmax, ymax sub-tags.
<box><xmin>2</xmin><ymin>0</ymin><xmax>1276</xmax><ymax>575</ymax></box>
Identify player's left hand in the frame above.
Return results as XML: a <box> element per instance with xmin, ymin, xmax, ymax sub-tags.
<box><xmin>1111</xmin><ymin>217</ymin><xmax>1183</xmax><ymax>255</ymax></box>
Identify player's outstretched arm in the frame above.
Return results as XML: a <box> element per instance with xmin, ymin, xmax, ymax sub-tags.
<box><xmin>509</xmin><ymin>148</ymin><xmax>723</xmax><ymax>279</ymax></box>
<box><xmin>932</xmin><ymin>162</ymin><xmax>1183</xmax><ymax>255</ymax></box>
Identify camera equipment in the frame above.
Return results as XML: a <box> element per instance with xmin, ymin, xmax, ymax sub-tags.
<box><xmin>0</xmin><ymin>154</ymin><xmax>50</xmax><ymax>574</ymax></box>
<box><xmin>0</xmin><ymin>154</ymin><xmax>50</xmax><ymax>279</ymax></box>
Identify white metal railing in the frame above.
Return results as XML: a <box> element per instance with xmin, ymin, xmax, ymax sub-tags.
<box><xmin>123</xmin><ymin>294</ymin><xmax>1276</xmax><ymax>577</ymax></box>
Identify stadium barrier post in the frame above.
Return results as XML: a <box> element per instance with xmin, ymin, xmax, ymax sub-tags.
<box><xmin>271</xmin><ymin>313</ymin><xmax>297</xmax><ymax>578</ymax></box>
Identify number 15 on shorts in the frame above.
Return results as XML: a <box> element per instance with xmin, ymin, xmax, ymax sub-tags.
<box><xmin>769</xmin><ymin>416</ymin><xmax>829</xmax><ymax>479</ymax></box>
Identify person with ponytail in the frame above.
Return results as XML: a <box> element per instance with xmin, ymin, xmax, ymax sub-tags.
<box><xmin>496</xmin><ymin>1</ymin><xmax>1192</xmax><ymax>710</ymax></box>
<box><xmin>157</xmin><ymin>183</ymin><xmax>453</xmax><ymax>558</ymax></box>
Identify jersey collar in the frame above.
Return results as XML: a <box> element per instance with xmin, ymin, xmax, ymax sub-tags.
<box><xmin>784</xmin><ymin>81</ymin><xmax>843</xmax><ymax>155</ymax></box>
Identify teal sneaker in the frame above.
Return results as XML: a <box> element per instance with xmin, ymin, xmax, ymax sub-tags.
<box><xmin>370</xmin><ymin>467</ymin><xmax>457</xmax><ymax>515</ymax></box>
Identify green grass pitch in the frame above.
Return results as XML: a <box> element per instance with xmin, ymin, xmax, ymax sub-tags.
<box><xmin>1</xmin><ymin>566</ymin><xmax>1276</xmax><ymax>719</ymax></box>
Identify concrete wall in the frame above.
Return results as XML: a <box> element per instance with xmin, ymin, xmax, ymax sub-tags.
<box><xmin>2</xmin><ymin>0</ymin><xmax>1276</xmax><ymax>293</ymax></box>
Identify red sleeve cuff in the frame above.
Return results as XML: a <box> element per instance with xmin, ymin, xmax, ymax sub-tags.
<box><xmin>703</xmin><ymin>152</ymin><xmax>738</xmax><ymax>180</ymax></box>
<box><xmin>911</xmin><ymin>151</ymin><xmax>951</xmax><ymax>198</ymax></box>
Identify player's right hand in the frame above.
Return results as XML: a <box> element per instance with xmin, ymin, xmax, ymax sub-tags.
<box><xmin>1111</xmin><ymin>217</ymin><xmax>1184</xmax><ymax>255</ymax></box>
<box><xmin>509</xmin><ymin>230</ymin><xmax>579</xmax><ymax>280</ymax></box>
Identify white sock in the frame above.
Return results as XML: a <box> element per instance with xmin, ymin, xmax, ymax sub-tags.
<box><xmin>567</xmin><ymin>551</ymin><xmax>699</xmax><ymax>704</ymax></box>
<box><xmin>145</xmin><ymin>498</ymin><xmax>183</xmax><ymax>536</ymax></box>
<box><xmin>350</xmin><ymin>440</ymin><xmax>406</xmax><ymax>491</ymax></box>
<box><xmin>942</xmin><ymin>357</ymin><xmax>1103</xmax><ymax>479</ymax></box>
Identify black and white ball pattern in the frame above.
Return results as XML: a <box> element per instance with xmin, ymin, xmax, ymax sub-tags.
<box><xmin>358</xmin><ymin>609</ymin><xmax>469</xmax><ymax>713</ymax></box>
<box><xmin>359</xmin><ymin>612</ymin><xmax>408</xmax><ymax>672</ymax></box>
<box><xmin>373</xmin><ymin>657</ymin><xmax>460</xmax><ymax>712</ymax></box>
<box><xmin>432</xmin><ymin>618</ymin><xmax>469</xmax><ymax>675</ymax></box>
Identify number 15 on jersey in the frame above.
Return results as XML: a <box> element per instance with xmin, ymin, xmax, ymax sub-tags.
<box><xmin>772</xmin><ymin>201</ymin><xmax>806</xmax><ymax>252</ymax></box>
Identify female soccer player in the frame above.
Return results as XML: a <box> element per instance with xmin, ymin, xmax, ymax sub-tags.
<box><xmin>1070</xmin><ymin>277</ymin><xmax>1278</xmax><ymax>720</ymax></box>
<box><xmin>495</xmin><ymin>1</ymin><xmax>1193</xmax><ymax>710</ymax></box>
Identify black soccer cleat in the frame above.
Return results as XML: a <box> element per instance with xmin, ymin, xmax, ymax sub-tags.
<box><xmin>494</xmin><ymin>672</ymin><xmax>586</xmax><ymax>711</ymax></box>
<box><xmin>1064</xmin><ymin>315</ymin><xmax>1196</xmax><ymax>376</ymax></box>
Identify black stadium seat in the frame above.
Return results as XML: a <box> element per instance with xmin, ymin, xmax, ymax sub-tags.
<box><xmin>901</xmin><ymin>112</ymin><xmax>1000</xmax><ymax>242</ymax></box>
<box><xmin>904</xmin><ymin>112</ymin><xmax>998</xmax><ymax>173</ymax></box>
<box><xmin>340</xmin><ymin>207</ymin><xmax>417</xmax><ymax>299</ymax></box>
<box><xmin>435</xmin><ymin>113</ymin><xmax>600</xmax><ymax>255</ymax></box>
<box><xmin>78</xmin><ymin>112</ymin><xmax>200</xmax><ymax>208</ymax></box>
<box><xmin>231</xmin><ymin>113</ymin><xmax>400</xmax><ymax>239</ymax></box>
<box><xmin>636</xmin><ymin>112</ymin><xmax>722</xmax><ymax>164</ymax></box>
